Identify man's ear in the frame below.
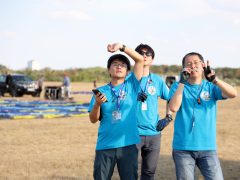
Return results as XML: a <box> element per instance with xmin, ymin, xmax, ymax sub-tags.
<box><xmin>200</xmin><ymin>62</ymin><xmax>205</xmax><ymax>71</ymax></box>
<box><xmin>150</xmin><ymin>59</ymin><xmax>153</xmax><ymax>65</ymax></box>
<box><xmin>107</xmin><ymin>69</ymin><xmax>111</xmax><ymax>77</ymax></box>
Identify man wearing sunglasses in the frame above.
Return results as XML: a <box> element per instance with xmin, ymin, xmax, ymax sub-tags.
<box><xmin>135</xmin><ymin>44</ymin><xmax>171</xmax><ymax>180</ymax></box>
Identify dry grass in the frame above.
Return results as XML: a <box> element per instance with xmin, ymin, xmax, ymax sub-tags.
<box><xmin>0</xmin><ymin>82</ymin><xmax>239</xmax><ymax>180</ymax></box>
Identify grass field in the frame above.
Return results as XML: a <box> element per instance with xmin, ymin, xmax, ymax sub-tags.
<box><xmin>0</xmin><ymin>82</ymin><xmax>239</xmax><ymax>180</ymax></box>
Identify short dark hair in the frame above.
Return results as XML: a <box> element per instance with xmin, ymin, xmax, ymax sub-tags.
<box><xmin>182</xmin><ymin>52</ymin><xmax>204</xmax><ymax>67</ymax></box>
<box><xmin>135</xmin><ymin>43</ymin><xmax>155</xmax><ymax>59</ymax></box>
<box><xmin>107</xmin><ymin>54</ymin><xmax>131</xmax><ymax>71</ymax></box>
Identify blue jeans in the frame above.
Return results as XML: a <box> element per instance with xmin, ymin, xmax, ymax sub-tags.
<box><xmin>172</xmin><ymin>150</ymin><xmax>224</xmax><ymax>180</ymax></box>
<box><xmin>137</xmin><ymin>134</ymin><xmax>161</xmax><ymax>180</ymax></box>
<box><xmin>93</xmin><ymin>145</ymin><xmax>138</xmax><ymax>180</ymax></box>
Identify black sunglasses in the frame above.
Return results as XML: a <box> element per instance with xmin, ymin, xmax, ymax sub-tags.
<box><xmin>139</xmin><ymin>51</ymin><xmax>153</xmax><ymax>57</ymax></box>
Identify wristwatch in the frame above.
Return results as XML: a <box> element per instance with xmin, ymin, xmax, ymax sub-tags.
<box><xmin>120</xmin><ymin>44</ymin><xmax>126</xmax><ymax>52</ymax></box>
<box><xmin>166</xmin><ymin>114</ymin><xmax>173</xmax><ymax>121</ymax></box>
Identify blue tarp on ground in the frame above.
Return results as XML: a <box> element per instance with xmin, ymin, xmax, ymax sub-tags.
<box><xmin>0</xmin><ymin>99</ymin><xmax>89</xmax><ymax>120</ymax></box>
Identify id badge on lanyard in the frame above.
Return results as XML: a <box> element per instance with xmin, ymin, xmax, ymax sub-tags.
<box><xmin>141</xmin><ymin>101</ymin><xmax>148</xmax><ymax>110</ymax></box>
<box><xmin>112</xmin><ymin>110</ymin><xmax>122</xmax><ymax>122</ymax></box>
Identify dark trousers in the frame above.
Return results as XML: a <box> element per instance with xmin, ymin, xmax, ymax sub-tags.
<box><xmin>137</xmin><ymin>134</ymin><xmax>161</xmax><ymax>180</ymax></box>
<box><xmin>93</xmin><ymin>145</ymin><xmax>138</xmax><ymax>180</ymax></box>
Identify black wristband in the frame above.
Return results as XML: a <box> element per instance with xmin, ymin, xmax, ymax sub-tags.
<box><xmin>120</xmin><ymin>44</ymin><xmax>126</xmax><ymax>52</ymax></box>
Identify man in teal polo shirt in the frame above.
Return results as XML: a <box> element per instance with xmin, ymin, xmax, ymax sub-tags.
<box><xmin>134</xmin><ymin>44</ymin><xmax>171</xmax><ymax>180</ymax></box>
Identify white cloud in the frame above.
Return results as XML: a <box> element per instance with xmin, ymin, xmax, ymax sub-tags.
<box><xmin>49</xmin><ymin>10</ymin><xmax>94</xmax><ymax>21</ymax></box>
<box><xmin>50</xmin><ymin>0</ymin><xmax>146</xmax><ymax>14</ymax></box>
<box><xmin>90</xmin><ymin>0</ymin><xmax>146</xmax><ymax>13</ymax></box>
<box><xmin>204</xmin><ymin>0</ymin><xmax>240</xmax><ymax>24</ymax></box>
<box><xmin>233</xmin><ymin>18</ymin><xmax>240</xmax><ymax>25</ymax></box>
<box><xmin>206</xmin><ymin>0</ymin><xmax>240</xmax><ymax>12</ymax></box>
<box><xmin>154</xmin><ymin>0</ymin><xmax>240</xmax><ymax>26</ymax></box>
<box><xmin>0</xmin><ymin>31</ymin><xmax>17</xmax><ymax>38</ymax></box>
<box><xmin>152</xmin><ymin>0</ymin><xmax>215</xmax><ymax>21</ymax></box>
<box><xmin>181</xmin><ymin>0</ymin><xmax>214</xmax><ymax>16</ymax></box>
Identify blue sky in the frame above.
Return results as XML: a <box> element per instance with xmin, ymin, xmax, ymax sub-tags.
<box><xmin>1</xmin><ymin>0</ymin><xmax>240</xmax><ymax>70</ymax></box>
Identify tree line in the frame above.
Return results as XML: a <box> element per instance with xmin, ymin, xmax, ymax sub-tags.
<box><xmin>0</xmin><ymin>64</ymin><xmax>239</xmax><ymax>85</ymax></box>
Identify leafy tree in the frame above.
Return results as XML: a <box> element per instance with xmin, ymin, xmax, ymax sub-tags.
<box><xmin>1</xmin><ymin>64</ymin><xmax>239</xmax><ymax>85</ymax></box>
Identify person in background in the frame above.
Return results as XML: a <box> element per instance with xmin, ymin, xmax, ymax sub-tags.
<box><xmin>37</xmin><ymin>76</ymin><xmax>44</xmax><ymax>97</ymax></box>
<box><xmin>88</xmin><ymin>43</ymin><xmax>144</xmax><ymax>180</ymax></box>
<box><xmin>5</xmin><ymin>71</ymin><xmax>13</xmax><ymax>91</ymax></box>
<box><xmin>168</xmin><ymin>52</ymin><xmax>237</xmax><ymax>180</ymax></box>
<box><xmin>93</xmin><ymin>80</ymin><xmax>97</xmax><ymax>88</ymax></box>
<box><xmin>61</xmin><ymin>73</ymin><xmax>71</xmax><ymax>99</ymax></box>
<box><xmin>134</xmin><ymin>43</ymin><xmax>172</xmax><ymax>180</ymax></box>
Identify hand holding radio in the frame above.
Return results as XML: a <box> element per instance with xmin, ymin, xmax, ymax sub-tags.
<box><xmin>179</xmin><ymin>68</ymin><xmax>191</xmax><ymax>84</ymax></box>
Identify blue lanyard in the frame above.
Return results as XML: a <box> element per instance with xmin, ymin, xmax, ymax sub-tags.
<box><xmin>140</xmin><ymin>74</ymin><xmax>151</xmax><ymax>93</ymax></box>
<box><xmin>109</xmin><ymin>82</ymin><xmax>125</xmax><ymax>111</ymax></box>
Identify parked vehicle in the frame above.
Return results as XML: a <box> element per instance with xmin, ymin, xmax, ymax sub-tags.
<box><xmin>165</xmin><ymin>75</ymin><xmax>179</xmax><ymax>88</ymax></box>
<box><xmin>0</xmin><ymin>74</ymin><xmax>39</xmax><ymax>97</ymax></box>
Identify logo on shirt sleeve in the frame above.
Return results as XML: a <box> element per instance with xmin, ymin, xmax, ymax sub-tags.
<box><xmin>200</xmin><ymin>91</ymin><xmax>211</xmax><ymax>101</ymax></box>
